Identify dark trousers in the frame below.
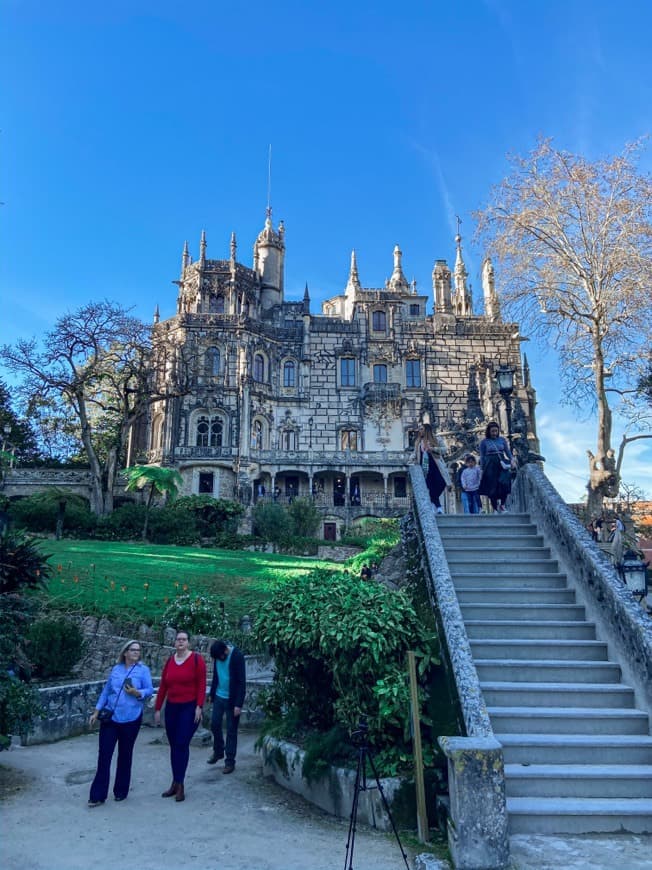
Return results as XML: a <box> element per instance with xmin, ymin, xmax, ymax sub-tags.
<box><xmin>164</xmin><ymin>700</ymin><xmax>199</xmax><ymax>783</ymax></box>
<box><xmin>211</xmin><ymin>696</ymin><xmax>240</xmax><ymax>765</ymax></box>
<box><xmin>89</xmin><ymin>715</ymin><xmax>142</xmax><ymax>802</ymax></box>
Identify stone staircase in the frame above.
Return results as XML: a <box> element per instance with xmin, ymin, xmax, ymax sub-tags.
<box><xmin>437</xmin><ymin>512</ymin><xmax>652</xmax><ymax>835</ymax></box>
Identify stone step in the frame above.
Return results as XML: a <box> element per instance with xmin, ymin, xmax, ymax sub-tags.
<box><xmin>460</xmin><ymin>602</ymin><xmax>585</xmax><ymax>621</ymax></box>
<box><xmin>456</xmin><ymin>588</ymin><xmax>575</xmax><ymax>606</ymax></box>
<box><xmin>481</xmin><ymin>682</ymin><xmax>635</xmax><ymax>709</ymax></box>
<box><xmin>465</xmin><ymin>620</ymin><xmax>596</xmax><ymax>641</ymax></box>
<box><xmin>506</xmin><ymin>797</ymin><xmax>652</xmax><ymax>834</ymax></box>
<box><xmin>438</xmin><ymin>534</ymin><xmax>545</xmax><ymax>550</ymax></box>
<box><xmin>437</xmin><ymin>513</ymin><xmax>532</xmax><ymax>527</ymax></box>
<box><xmin>504</xmin><ymin>764</ymin><xmax>652</xmax><ymax>799</ymax></box>
<box><xmin>445</xmin><ymin>549</ymin><xmax>554</xmax><ymax>567</ymax></box>
<box><xmin>475</xmin><ymin>659</ymin><xmax>622</xmax><ymax>684</ymax></box>
<box><xmin>469</xmin><ymin>639</ymin><xmax>608</xmax><ymax>661</ymax></box>
<box><xmin>498</xmin><ymin>734</ymin><xmax>652</xmax><ymax>766</ymax></box>
<box><xmin>453</xmin><ymin>574</ymin><xmax>571</xmax><ymax>591</ymax></box>
<box><xmin>488</xmin><ymin>706</ymin><xmax>649</xmax><ymax>735</ymax></box>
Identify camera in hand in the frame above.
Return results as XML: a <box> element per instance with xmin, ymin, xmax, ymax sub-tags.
<box><xmin>123</xmin><ymin>678</ymin><xmax>133</xmax><ymax>689</ymax></box>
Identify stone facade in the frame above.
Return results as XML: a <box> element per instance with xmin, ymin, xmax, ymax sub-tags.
<box><xmin>142</xmin><ymin>212</ymin><xmax>539</xmax><ymax>537</ymax></box>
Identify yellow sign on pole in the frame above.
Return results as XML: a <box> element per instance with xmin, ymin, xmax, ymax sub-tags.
<box><xmin>407</xmin><ymin>650</ymin><xmax>429</xmax><ymax>843</ymax></box>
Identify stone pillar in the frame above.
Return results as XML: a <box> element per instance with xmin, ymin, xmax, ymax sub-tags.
<box><xmin>438</xmin><ymin>736</ymin><xmax>509</xmax><ymax>870</ymax></box>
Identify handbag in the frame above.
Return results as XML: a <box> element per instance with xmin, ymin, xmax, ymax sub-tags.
<box><xmin>96</xmin><ymin>665</ymin><xmax>137</xmax><ymax>723</ymax></box>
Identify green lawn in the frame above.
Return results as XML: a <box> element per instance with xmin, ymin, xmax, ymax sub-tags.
<box><xmin>42</xmin><ymin>539</ymin><xmax>332</xmax><ymax>623</ymax></box>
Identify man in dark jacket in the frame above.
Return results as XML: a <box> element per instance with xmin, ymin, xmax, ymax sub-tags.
<box><xmin>207</xmin><ymin>639</ymin><xmax>246</xmax><ymax>774</ymax></box>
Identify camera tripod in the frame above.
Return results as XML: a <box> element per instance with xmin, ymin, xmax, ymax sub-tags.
<box><xmin>343</xmin><ymin>722</ymin><xmax>410</xmax><ymax>870</ymax></box>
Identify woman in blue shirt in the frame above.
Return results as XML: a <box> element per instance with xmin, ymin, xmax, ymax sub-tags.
<box><xmin>88</xmin><ymin>639</ymin><xmax>153</xmax><ymax>806</ymax></box>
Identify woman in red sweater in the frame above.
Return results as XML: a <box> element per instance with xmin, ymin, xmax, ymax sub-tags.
<box><xmin>154</xmin><ymin>630</ymin><xmax>207</xmax><ymax>802</ymax></box>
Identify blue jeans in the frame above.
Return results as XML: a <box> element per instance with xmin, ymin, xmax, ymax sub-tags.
<box><xmin>462</xmin><ymin>491</ymin><xmax>481</xmax><ymax>514</ymax></box>
<box><xmin>211</xmin><ymin>696</ymin><xmax>240</xmax><ymax>766</ymax></box>
<box><xmin>89</xmin><ymin>715</ymin><xmax>142</xmax><ymax>802</ymax></box>
<box><xmin>164</xmin><ymin>701</ymin><xmax>199</xmax><ymax>783</ymax></box>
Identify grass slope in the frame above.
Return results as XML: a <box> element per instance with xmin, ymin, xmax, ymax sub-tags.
<box><xmin>43</xmin><ymin>539</ymin><xmax>331</xmax><ymax>623</ymax></box>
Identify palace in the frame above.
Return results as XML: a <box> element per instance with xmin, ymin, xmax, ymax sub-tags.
<box><xmin>143</xmin><ymin>210</ymin><xmax>539</xmax><ymax>539</ymax></box>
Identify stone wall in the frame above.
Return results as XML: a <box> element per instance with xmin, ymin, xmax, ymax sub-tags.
<box><xmin>22</xmin><ymin>619</ymin><xmax>274</xmax><ymax>745</ymax></box>
<box><xmin>409</xmin><ymin>465</ymin><xmax>510</xmax><ymax>870</ymax></box>
<box><xmin>510</xmin><ymin>465</ymin><xmax>652</xmax><ymax>715</ymax></box>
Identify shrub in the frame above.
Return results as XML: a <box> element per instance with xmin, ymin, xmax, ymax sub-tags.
<box><xmin>94</xmin><ymin>503</ymin><xmax>146</xmax><ymax>540</ymax></box>
<box><xmin>0</xmin><ymin>671</ymin><xmax>43</xmax><ymax>750</ymax></box>
<box><xmin>8</xmin><ymin>494</ymin><xmax>95</xmax><ymax>537</ymax></box>
<box><xmin>173</xmin><ymin>496</ymin><xmax>244</xmax><ymax>539</ymax></box>
<box><xmin>287</xmin><ymin>497</ymin><xmax>321</xmax><ymax>539</ymax></box>
<box><xmin>161</xmin><ymin>593</ymin><xmax>231</xmax><ymax>636</ymax></box>
<box><xmin>252</xmin><ymin>502</ymin><xmax>292</xmax><ymax>550</ymax></box>
<box><xmin>27</xmin><ymin>616</ymin><xmax>84</xmax><ymax>679</ymax></box>
<box><xmin>256</xmin><ymin>569</ymin><xmax>439</xmax><ymax>767</ymax></box>
<box><xmin>148</xmin><ymin>507</ymin><xmax>199</xmax><ymax>545</ymax></box>
<box><xmin>0</xmin><ymin>530</ymin><xmax>52</xmax><ymax>593</ymax></box>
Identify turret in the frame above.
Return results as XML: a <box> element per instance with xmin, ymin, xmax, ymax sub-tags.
<box><xmin>388</xmin><ymin>244</ymin><xmax>409</xmax><ymax>293</ymax></box>
<box><xmin>253</xmin><ymin>208</ymin><xmax>285</xmax><ymax>311</ymax></box>
<box><xmin>452</xmin><ymin>228</ymin><xmax>473</xmax><ymax>316</ymax></box>
<box><xmin>432</xmin><ymin>260</ymin><xmax>452</xmax><ymax>314</ymax></box>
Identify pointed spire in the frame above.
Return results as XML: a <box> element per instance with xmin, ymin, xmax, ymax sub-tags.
<box><xmin>153</xmin><ymin>304</ymin><xmax>160</xmax><ymax>324</ymax></box>
<box><xmin>389</xmin><ymin>244</ymin><xmax>409</xmax><ymax>292</ymax></box>
<box><xmin>199</xmin><ymin>229</ymin><xmax>207</xmax><ymax>268</ymax></box>
<box><xmin>523</xmin><ymin>353</ymin><xmax>531</xmax><ymax>387</ymax></box>
<box><xmin>230</xmin><ymin>231</ymin><xmax>237</xmax><ymax>262</ymax></box>
<box><xmin>482</xmin><ymin>256</ymin><xmax>501</xmax><ymax>321</ymax></box>
<box><xmin>181</xmin><ymin>240</ymin><xmax>190</xmax><ymax>278</ymax></box>
<box><xmin>302</xmin><ymin>282</ymin><xmax>310</xmax><ymax>315</ymax></box>
<box><xmin>345</xmin><ymin>250</ymin><xmax>362</xmax><ymax>294</ymax></box>
<box><xmin>453</xmin><ymin>218</ymin><xmax>472</xmax><ymax>315</ymax></box>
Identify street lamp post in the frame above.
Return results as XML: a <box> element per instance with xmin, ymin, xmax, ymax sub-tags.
<box><xmin>308</xmin><ymin>416</ymin><xmax>314</xmax><ymax>449</ymax></box>
<box><xmin>1</xmin><ymin>423</ymin><xmax>10</xmax><ymax>453</ymax></box>
<box><xmin>495</xmin><ymin>365</ymin><xmax>515</xmax><ymax>449</ymax></box>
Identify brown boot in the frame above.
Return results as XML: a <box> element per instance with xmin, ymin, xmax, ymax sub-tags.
<box><xmin>175</xmin><ymin>783</ymin><xmax>185</xmax><ymax>802</ymax></box>
<box><xmin>161</xmin><ymin>781</ymin><xmax>177</xmax><ymax>798</ymax></box>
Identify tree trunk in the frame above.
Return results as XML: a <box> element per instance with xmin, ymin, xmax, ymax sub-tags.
<box><xmin>55</xmin><ymin>500</ymin><xmax>66</xmax><ymax>541</ymax></box>
<box><xmin>586</xmin><ymin>334</ymin><xmax>619</xmax><ymax>518</ymax></box>
<box><xmin>77</xmin><ymin>396</ymin><xmax>106</xmax><ymax>516</ymax></box>
<box><xmin>104</xmin><ymin>447</ymin><xmax>118</xmax><ymax>516</ymax></box>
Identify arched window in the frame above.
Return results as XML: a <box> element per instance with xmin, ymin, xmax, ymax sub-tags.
<box><xmin>283</xmin><ymin>360</ymin><xmax>296</xmax><ymax>388</ymax></box>
<box><xmin>341</xmin><ymin>429</ymin><xmax>358</xmax><ymax>450</ymax></box>
<box><xmin>372</xmin><ymin>310</ymin><xmax>386</xmax><ymax>332</ymax></box>
<box><xmin>251</xmin><ymin>419</ymin><xmax>263</xmax><ymax>449</ymax></box>
<box><xmin>205</xmin><ymin>347</ymin><xmax>220</xmax><ymax>377</ymax></box>
<box><xmin>210</xmin><ymin>418</ymin><xmax>223</xmax><ymax>447</ymax></box>
<box><xmin>253</xmin><ymin>353</ymin><xmax>265</xmax><ymax>382</ymax></box>
<box><xmin>151</xmin><ymin>416</ymin><xmax>163</xmax><ymax>449</ymax></box>
<box><xmin>196</xmin><ymin>415</ymin><xmax>209</xmax><ymax>447</ymax></box>
<box><xmin>282</xmin><ymin>430</ymin><xmax>297</xmax><ymax>451</ymax></box>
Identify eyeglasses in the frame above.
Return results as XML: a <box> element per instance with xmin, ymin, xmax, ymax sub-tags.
<box><xmin>127</xmin><ymin>647</ymin><xmax>141</xmax><ymax>652</ymax></box>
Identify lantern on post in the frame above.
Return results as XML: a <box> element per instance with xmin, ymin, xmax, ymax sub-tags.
<box><xmin>620</xmin><ymin>550</ymin><xmax>649</xmax><ymax>601</ymax></box>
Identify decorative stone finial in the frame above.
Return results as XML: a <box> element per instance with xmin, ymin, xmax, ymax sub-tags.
<box><xmin>388</xmin><ymin>244</ymin><xmax>409</xmax><ymax>292</ymax></box>
<box><xmin>181</xmin><ymin>240</ymin><xmax>190</xmax><ymax>277</ymax></box>
<box><xmin>153</xmin><ymin>304</ymin><xmax>160</xmax><ymax>324</ymax></box>
<box><xmin>199</xmin><ymin>230</ymin><xmax>207</xmax><ymax>267</ymax></box>
<box><xmin>230</xmin><ymin>231</ymin><xmax>237</xmax><ymax>262</ymax></box>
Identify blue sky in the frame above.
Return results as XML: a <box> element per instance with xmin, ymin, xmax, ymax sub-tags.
<box><xmin>1</xmin><ymin>0</ymin><xmax>651</xmax><ymax>501</ymax></box>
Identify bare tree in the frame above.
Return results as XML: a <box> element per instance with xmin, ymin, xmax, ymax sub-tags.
<box><xmin>2</xmin><ymin>301</ymin><xmax>191</xmax><ymax>515</ymax></box>
<box><xmin>476</xmin><ymin>139</ymin><xmax>652</xmax><ymax>517</ymax></box>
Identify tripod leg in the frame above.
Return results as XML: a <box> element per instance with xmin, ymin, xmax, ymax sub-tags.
<box><xmin>366</xmin><ymin>751</ymin><xmax>411</xmax><ymax>870</ymax></box>
<box><xmin>343</xmin><ymin>748</ymin><xmax>364</xmax><ymax>870</ymax></box>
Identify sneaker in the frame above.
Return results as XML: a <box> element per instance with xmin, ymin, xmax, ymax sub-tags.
<box><xmin>436</xmin><ymin>507</ymin><xmax>444</xmax><ymax>515</ymax></box>
<box><xmin>88</xmin><ymin>800</ymin><xmax>104</xmax><ymax>808</ymax></box>
<box><xmin>223</xmin><ymin>763</ymin><xmax>235</xmax><ymax>775</ymax></box>
<box><xmin>207</xmin><ymin>752</ymin><xmax>224</xmax><ymax>765</ymax></box>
